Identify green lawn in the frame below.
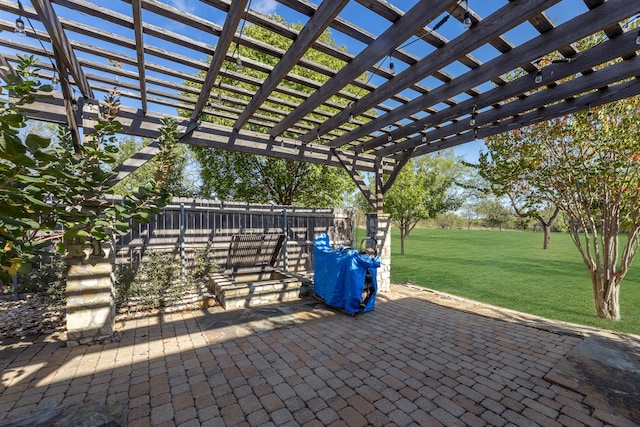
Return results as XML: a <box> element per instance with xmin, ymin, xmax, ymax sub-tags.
<box><xmin>360</xmin><ymin>228</ymin><xmax>640</xmax><ymax>335</ymax></box>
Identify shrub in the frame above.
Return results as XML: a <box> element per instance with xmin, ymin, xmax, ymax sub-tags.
<box><xmin>19</xmin><ymin>254</ymin><xmax>66</xmax><ymax>304</ymax></box>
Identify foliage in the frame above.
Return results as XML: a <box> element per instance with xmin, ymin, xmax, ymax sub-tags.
<box><xmin>191</xmin><ymin>243</ymin><xmax>221</xmax><ymax>279</ymax></box>
<box><xmin>195</xmin><ymin>150</ymin><xmax>352</xmax><ymax>206</ymax></box>
<box><xmin>383</xmin><ymin>152</ymin><xmax>463</xmax><ymax>254</ymax></box>
<box><xmin>476</xmin><ymin>198</ymin><xmax>512</xmax><ymax>231</ymax></box>
<box><xmin>187</xmin><ymin>15</ymin><xmax>356</xmax><ymax>207</ymax></box>
<box><xmin>115</xmin><ymin>247</ymin><xmax>219</xmax><ymax>309</ymax></box>
<box><xmin>115</xmin><ymin>251</ymin><xmax>182</xmax><ymax>308</ymax></box>
<box><xmin>111</xmin><ymin>136</ymin><xmax>198</xmax><ymax>198</ymax></box>
<box><xmin>0</xmin><ymin>54</ymin><xmax>180</xmax><ymax>285</ymax></box>
<box><xmin>0</xmin><ymin>54</ymin><xmax>55</xmax><ymax>281</ymax></box>
<box><xmin>18</xmin><ymin>253</ymin><xmax>66</xmax><ymax>304</ymax></box>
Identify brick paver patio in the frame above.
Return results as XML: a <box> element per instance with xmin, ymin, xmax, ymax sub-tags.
<box><xmin>0</xmin><ymin>284</ymin><xmax>638</xmax><ymax>426</ymax></box>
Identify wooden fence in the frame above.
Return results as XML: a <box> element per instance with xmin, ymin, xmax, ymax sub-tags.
<box><xmin>114</xmin><ymin>198</ymin><xmax>354</xmax><ymax>273</ymax></box>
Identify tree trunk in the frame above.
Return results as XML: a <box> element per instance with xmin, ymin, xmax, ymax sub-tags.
<box><xmin>542</xmin><ymin>224</ymin><xmax>551</xmax><ymax>250</ymax></box>
<box><xmin>400</xmin><ymin>230</ymin><xmax>405</xmax><ymax>255</ymax></box>
<box><xmin>591</xmin><ymin>271</ymin><xmax>621</xmax><ymax>319</ymax></box>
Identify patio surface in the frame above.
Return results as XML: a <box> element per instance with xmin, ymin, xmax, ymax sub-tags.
<box><xmin>0</xmin><ymin>283</ymin><xmax>638</xmax><ymax>426</ymax></box>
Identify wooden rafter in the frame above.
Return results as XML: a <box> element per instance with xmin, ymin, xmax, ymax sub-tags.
<box><xmin>268</xmin><ymin>0</ymin><xmax>455</xmax><ymax>138</ymax></box>
<box><xmin>233</xmin><ymin>0</ymin><xmax>350</xmax><ymax>131</ymax></box>
<box><xmin>187</xmin><ymin>0</ymin><xmax>249</xmax><ymax>131</ymax></box>
<box><xmin>363</xmin><ymin>0</ymin><xmax>634</xmax><ymax>153</ymax></box>
<box><xmin>31</xmin><ymin>0</ymin><xmax>93</xmax><ymax>99</ymax></box>
<box><xmin>333</xmin><ymin>149</ymin><xmax>374</xmax><ymax>209</ymax></box>
<box><xmin>414</xmin><ymin>78</ymin><xmax>640</xmax><ymax>158</ymax></box>
<box><xmin>383</xmin><ymin>29</ymin><xmax>639</xmax><ymax>157</ymax></box>
<box><xmin>382</xmin><ymin>150</ymin><xmax>413</xmax><ymax>195</ymax></box>
<box><xmin>324</xmin><ymin>0</ymin><xmax>564</xmax><ymax>149</ymax></box>
<box><xmin>131</xmin><ymin>0</ymin><xmax>147</xmax><ymax>114</ymax></box>
<box><xmin>112</xmin><ymin>140</ymin><xmax>159</xmax><ymax>182</ymax></box>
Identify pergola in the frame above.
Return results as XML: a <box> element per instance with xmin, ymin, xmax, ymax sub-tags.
<box><xmin>1</xmin><ymin>0</ymin><xmax>639</xmax><ymax>209</ymax></box>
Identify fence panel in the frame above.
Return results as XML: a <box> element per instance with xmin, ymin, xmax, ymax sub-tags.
<box><xmin>115</xmin><ymin>197</ymin><xmax>353</xmax><ymax>273</ymax></box>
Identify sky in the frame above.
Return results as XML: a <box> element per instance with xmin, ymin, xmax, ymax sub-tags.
<box><xmin>1</xmin><ymin>0</ymin><xmax>594</xmax><ymax>163</ymax></box>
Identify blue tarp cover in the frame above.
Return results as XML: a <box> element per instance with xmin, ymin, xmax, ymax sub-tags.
<box><xmin>313</xmin><ymin>233</ymin><xmax>380</xmax><ymax>315</ymax></box>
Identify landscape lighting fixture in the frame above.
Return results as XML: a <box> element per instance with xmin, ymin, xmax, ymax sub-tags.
<box><xmin>469</xmin><ymin>104</ymin><xmax>477</xmax><ymax>126</ymax></box>
<box><xmin>387</xmin><ymin>134</ymin><xmax>392</xmax><ymax>142</ymax></box>
<box><xmin>389</xmin><ymin>53</ymin><xmax>396</xmax><ymax>75</ymax></box>
<box><xmin>535</xmin><ymin>70</ymin><xmax>543</xmax><ymax>84</ymax></box>
<box><xmin>636</xmin><ymin>29</ymin><xmax>640</xmax><ymax>45</ymax></box>
<box><xmin>421</xmin><ymin>126</ymin><xmax>427</xmax><ymax>143</ymax></box>
<box><xmin>236</xmin><ymin>56</ymin><xmax>243</xmax><ymax>72</ymax></box>
<box><xmin>463</xmin><ymin>12</ymin><xmax>472</xmax><ymax>29</ymax></box>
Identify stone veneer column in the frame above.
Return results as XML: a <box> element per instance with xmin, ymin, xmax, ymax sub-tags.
<box><xmin>65</xmin><ymin>240</ymin><xmax>116</xmax><ymax>346</ymax></box>
<box><xmin>366</xmin><ymin>213</ymin><xmax>391</xmax><ymax>292</ymax></box>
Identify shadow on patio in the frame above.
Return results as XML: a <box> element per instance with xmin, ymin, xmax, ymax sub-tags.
<box><xmin>0</xmin><ymin>284</ymin><xmax>638</xmax><ymax>426</ymax></box>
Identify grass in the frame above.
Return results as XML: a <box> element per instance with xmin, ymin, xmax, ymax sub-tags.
<box><xmin>357</xmin><ymin>227</ymin><xmax>640</xmax><ymax>336</ymax></box>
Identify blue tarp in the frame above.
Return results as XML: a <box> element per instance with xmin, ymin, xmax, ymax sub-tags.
<box><xmin>313</xmin><ymin>233</ymin><xmax>380</xmax><ymax>315</ymax></box>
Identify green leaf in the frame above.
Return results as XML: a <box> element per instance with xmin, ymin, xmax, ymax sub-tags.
<box><xmin>25</xmin><ymin>133</ymin><xmax>50</xmax><ymax>150</ymax></box>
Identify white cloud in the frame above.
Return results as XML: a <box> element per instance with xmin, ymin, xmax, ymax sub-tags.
<box><xmin>252</xmin><ymin>0</ymin><xmax>279</xmax><ymax>15</ymax></box>
<box><xmin>167</xmin><ymin>0</ymin><xmax>197</xmax><ymax>14</ymax></box>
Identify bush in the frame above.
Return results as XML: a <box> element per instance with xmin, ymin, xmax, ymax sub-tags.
<box><xmin>115</xmin><ymin>251</ymin><xmax>187</xmax><ymax>308</ymax></box>
<box><xmin>19</xmin><ymin>254</ymin><xmax>66</xmax><ymax>304</ymax></box>
<box><xmin>190</xmin><ymin>243</ymin><xmax>221</xmax><ymax>279</ymax></box>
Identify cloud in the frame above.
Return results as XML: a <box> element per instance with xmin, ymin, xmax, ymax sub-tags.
<box><xmin>252</xmin><ymin>0</ymin><xmax>279</xmax><ymax>15</ymax></box>
<box><xmin>167</xmin><ymin>0</ymin><xmax>197</xmax><ymax>14</ymax></box>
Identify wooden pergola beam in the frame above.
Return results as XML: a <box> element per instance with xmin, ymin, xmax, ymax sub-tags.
<box><xmin>322</xmin><ymin>0</ymin><xmax>563</xmax><ymax>148</ymax></box>
<box><xmin>335</xmin><ymin>0</ymin><xmax>632</xmax><ymax>151</ymax></box>
<box><xmin>187</xmin><ymin>0</ymin><xmax>249</xmax><ymax>129</ymax></box>
<box><xmin>268</xmin><ymin>0</ymin><xmax>455</xmax><ymax>138</ymax></box>
<box><xmin>233</xmin><ymin>0</ymin><xmax>349</xmax><ymax>131</ymax></box>
<box><xmin>131</xmin><ymin>0</ymin><xmax>147</xmax><ymax>114</ymax></box>
<box><xmin>31</xmin><ymin>0</ymin><xmax>93</xmax><ymax>99</ymax></box>
<box><xmin>376</xmin><ymin>28</ymin><xmax>640</xmax><ymax>159</ymax></box>
<box><xmin>413</xmin><ymin>78</ymin><xmax>640</xmax><ymax>158</ymax></box>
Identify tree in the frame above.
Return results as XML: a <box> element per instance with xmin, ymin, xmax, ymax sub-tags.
<box><xmin>472</xmin><ymin>146</ymin><xmax>560</xmax><ymax>248</ymax></box>
<box><xmin>477</xmin><ymin>198</ymin><xmax>512</xmax><ymax>231</ymax></box>
<box><xmin>0</xmin><ymin>55</ymin><xmax>179</xmax><ymax>286</ymax></box>
<box><xmin>476</xmin><ymin>95</ymin><xmax>640</xmax><ymax>320</ymax></box>
<box><xmin>112</xmin><ymin>136</ymin><xmax>197</xmax><ymax>198</ymax></box>
<box><xmin>383</xmin><ymin>153</ymin><xmax>462</xmax><ymax>254</ymax></box>
<box><xmin>196</xmin><ymin>150</ymin><xmax>351</xmax><ymax>206</ymax></box>
<box><xmin>187</xmin><ymin>15</ymin><xmax>355</xmax><ymax>207</ymax></box>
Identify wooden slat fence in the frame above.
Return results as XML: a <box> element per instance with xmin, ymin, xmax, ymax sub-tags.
<box><xmin>114</xmin><ymin>197</ymin><xmax>354</xmax><ymax>273</ymax></box>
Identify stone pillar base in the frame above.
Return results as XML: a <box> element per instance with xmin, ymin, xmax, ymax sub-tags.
<box><xmin>65</xmin><ymin>241</ymin><xmax>116</xmax><ymax>346</ymax></box>
<box><xmin>366</xmin><ymin>214</ymin><xmax>391</xmax><ymax>292</ymax></box>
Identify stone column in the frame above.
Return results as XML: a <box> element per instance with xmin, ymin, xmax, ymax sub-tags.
<box><xmin>65</xmin><ymin>240</ymin><xmax>116</xmax><ymax>346</ymax></box>
<box><xmin>366</xmin><ymin>213</ymin><xmax>391</xmax><ymax>292</ymax></box>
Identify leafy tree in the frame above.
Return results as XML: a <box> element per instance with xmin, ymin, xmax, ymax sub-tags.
<box><xmin>196</xmin><ymin>150</ymin><xmax>351</xmax><ymax>206</ymax></box>
<box><xmin>188</xmin><ymin>15</ymin><xmax>355</xmax><ymax>207</ymax></box>
<box><xmin>383</xmin><ymin>153</ymin><xmax>462</xmax><ymax>254</ymax></box>
<box><xmin>477</xmin><ymin>198</ymin><xmax>512</xmax><ymax>231</ymax></box>
<box><xmin>112</xmin><ymin>136</ymin><xmax>197</xmax><ymax>198</ymax></box>
<box><xmin>476</xmin><ymin>96</ymin><xmax>640</xmax><ymax>320</ymax></box>
<box><xmin>472</xmin><ymin>146</ymin><xmax>560</xmax><ymax>248</ymax></box>
<box><xmin>0</xmin><ymin>54</ymin><xmax>179</xmax><ymax>287</ymax></box>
